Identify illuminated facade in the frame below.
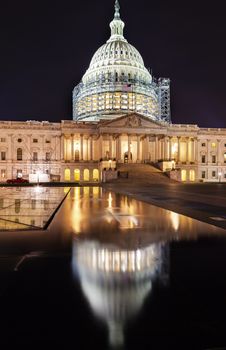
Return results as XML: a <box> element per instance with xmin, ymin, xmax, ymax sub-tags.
<box><xmin>0</xmin><ymin>1</ymin><xmax>226</xmax><ymax>183</ymax></box>
<box><xmin>72</xmin><ymin>0</ymin><xmax>170</xmax><ymax>123</ymax></box>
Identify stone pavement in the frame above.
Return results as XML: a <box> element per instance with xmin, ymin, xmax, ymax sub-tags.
<box><xmin>104</xmin><ymin>164</ymin><xmax>226</xmax><ymax>229</ymax></box>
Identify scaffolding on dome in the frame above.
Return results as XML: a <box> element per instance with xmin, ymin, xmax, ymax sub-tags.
<box><xmin>73</xmin><ymin>76</ymin><xmax>171</xmax><ymax>123</ymax></box>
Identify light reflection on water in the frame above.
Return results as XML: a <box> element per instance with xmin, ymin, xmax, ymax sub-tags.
<box><xmin>68</xmin><ymin>187</ymin><xmax>225</xmax><ymax>243</ymax></box>
<box><xmin>67</xmin><ymin>187</ymin><xmax>226</xmax><ymax>348</ymax></box>
<box><xmin>0</xmin><ymin>186</ymin><xmax>68</xmax><ymax>230</ymax></box>
<box><xmin>72</xmin><ymin>240</ymin><xmax>169</xmax><ymax>348</ymax></box>
<box><xmin>1</xmin><ymin>187</ymin><xmax>226</xmax><ymax>348</ymax></box>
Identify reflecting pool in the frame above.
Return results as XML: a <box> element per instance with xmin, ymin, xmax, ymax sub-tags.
<box><xmin>0</xmin><ymin>186</ymin><xmax>68</xmax><ymax>230</ymax></box>
<box><xmin>1</xmin><ymin>187</ymin><xmax>226</xmax><ymax>349</ymax></box>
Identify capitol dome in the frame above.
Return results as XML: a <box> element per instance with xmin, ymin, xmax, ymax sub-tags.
<box><xmin>73</xmin><ymin>0</ymin><xmax>171</xmax><ymax>123</ymax></box>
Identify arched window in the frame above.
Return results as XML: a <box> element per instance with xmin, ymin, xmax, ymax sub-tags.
<box><xmin>84</xmin><ymin>169</ymin><xmax>90</xmax><ymax>181</ymax></box>
<box><xmin>93</xmin><ymin>169</ymin><xmax>99</xmax><ymax>182</ymax></box>
<box><xmin>17</xmin><ymin>148</ymin><xmax>22</xmax><ymax>161</ymax></box>
<box><xmin>189</xmin><ymin>170</ymin><xmax>195</xmax><ymax>182</ymax></box>
<box><xmin>64</xmin><ymin>169</ymin><xmax>71</xmax><ymax>181</ymax></box>
<box><xmin>74</xmin><ymin>169</ymin><xmax>80</xmax><ymax>181</ymax></box>
<box><xmin>181</xmin><ymin>169</ymin><xmax>187</xmax><ymax>182</ymax></box>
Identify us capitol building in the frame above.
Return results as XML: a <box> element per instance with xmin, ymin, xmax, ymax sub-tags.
<box><xmin>1</xmin><ymin>0</ymin><xmax>226</xmax><ymax>183</ymax></box>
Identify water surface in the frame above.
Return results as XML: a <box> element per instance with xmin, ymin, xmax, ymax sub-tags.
<box><xmin>0</xmin><ymin>187</ymin><xmax>226</xmax><ymax>349</ymax></box>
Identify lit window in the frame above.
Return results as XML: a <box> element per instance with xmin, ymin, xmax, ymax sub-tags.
<box><xmin>224</xmin><ymin>153</ymin><xmax>226</xmax><ymax>163</ymax></box>
<box><xmin>17</xmin><ymin>169</ymin><xmax>22</xmax><ymax>178</ymax></box>
<box><xmin>211</xmin><ymin>142</ymin><xmax>216</xmax><ymax>148</ymax></box>
<box><xmin>1</xmin><ymin>169</ymin><xmax>6</xmax><ymax>179</ymax></box>
<box><xmin>181</xmin><ymin>169</ymin><xmax>187</xmax><ymax>182</ymax></box>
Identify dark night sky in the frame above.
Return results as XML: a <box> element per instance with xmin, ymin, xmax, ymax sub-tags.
<box><xmin>0</xmin><ymin>0</ymin><xmax>226</xmax><ymax>127</ymax></box>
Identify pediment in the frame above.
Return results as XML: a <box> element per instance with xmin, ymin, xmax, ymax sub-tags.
<box><xmin>100</xmin><ymin>113</ymin><xmax>165</xmax><ymax>129</ymax></box>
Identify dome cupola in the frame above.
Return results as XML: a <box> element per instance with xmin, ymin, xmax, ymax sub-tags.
<box><xmin>72</xmin><ymin>0</ymin><xmax>171</xmax><ymax>123</ymax></box>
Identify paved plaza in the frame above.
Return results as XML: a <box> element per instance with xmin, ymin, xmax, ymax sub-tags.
<box><xmin>104</xmin><ymin>166</ymin><xmax>226</xmax><ymax>230</ymax></box>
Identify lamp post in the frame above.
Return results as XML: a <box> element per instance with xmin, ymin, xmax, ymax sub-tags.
<box><xmin>219</xmin><ymin>171</ymin><xmax>222</xmax><ymax>183</ymax></box>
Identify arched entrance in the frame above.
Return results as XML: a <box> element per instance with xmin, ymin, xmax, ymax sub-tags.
<box><xmin>65</xmin><ymin>168</ymin><xmax>71</xmax><ymax>181</ymax></box>
<box><xmin>84</xmin><ymin>169</ymin><xmax>90</xmax><ymax>181</ymax></box>
<box><xmin>93</xmin><ymin>169</ymin><xmax>99</xmax><ymax>182</ymax></box>
<box><xmin>74</xmin><ymin>169</ymin><xmax>80</xmax><ymax>181</ymax></box>
<box><xmin>124</xmin><ymin>152</ymin><xmax>132</xmax><ymax>163</ymax></box>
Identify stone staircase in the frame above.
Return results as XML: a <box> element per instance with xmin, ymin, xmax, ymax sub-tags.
<box><xmin>116</xmin><ymin>163</ymin><xmax>172</xmax><ymax>184</ymax></box>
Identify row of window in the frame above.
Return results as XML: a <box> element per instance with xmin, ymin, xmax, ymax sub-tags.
<box><xmin>0</xmin><ymin>149</ymin><xmax>52</xmax><ymax>161</ymax></box>
<box><xmin>201</xmin><ymin>142</ymin><xmax>226</xmax><ymax>148</ymax></box>
<box><xmin>201</xmin><ymin>171</ymin><xmax>226</xmax><ymax>179</ymax></box>
<box><xmin>0</xmin><ymin>138</ymin><xmax>51</xmax><ymax>144</ymax></box>
<box><xmin>64</xmin><ymin>168</ymin><xmax>99</xmax><ymax>182</ymax></box>
<box><xmin>201</xmin><ymin>154</ymin><xmax>226</xmax><ymax>163</ymax></box>
<box><xmin>17</xmin><ymin>138</ymin><xmax>51</xmax><ymax>144</ymax></box>
<box><xmin>14</xmin><ymin>199</ymin><xmax>50</xmax><ymax>213</ymax></box>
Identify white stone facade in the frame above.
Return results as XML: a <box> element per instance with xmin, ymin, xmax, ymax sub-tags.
<box><xmin>0</xmin><ymin>114</ymin><xmax>226</xmax><ymax>183</ymax></box>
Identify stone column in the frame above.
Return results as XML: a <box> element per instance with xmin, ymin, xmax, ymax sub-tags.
<box><xmin>155</xmin><ymin>136</ymin><xmax>159</xmax><ymax>162</ymax></box>
<box><xmin>169</xmin><ymin>137</ymin><xmax>172</xmax><ymax>160</ymax></box>
<box><xmin>137</xmin><ymin>135</ymin><xmax>141</xmax><ymax>162</ymax></box>
<box><xmin>54</xmin><ymin>136</ymin><xmax>57</xmax><ymax>160</ymax></box>
<box><xmin>7</xmin><ymin>134</ymin><xmax>13</xmax><ymax>164</ymax></box>
<box><xmin>86</xmin><ymin>136</ymin><xmax>89</xmax><ymax>161</ymax></box>
<box><xmin>194</xmin><ymin>138</ymin><xmax>198</xmax><ymax>163</ymax></box>
<box><xmin>99</xmin><ymin>134</ymin><xmax>102</xmax><ymax>159</ymax></box>
<box><xmin>164</xmin><ymin>137</ymin><xmax>168</xmax><ymax>160</ymax></box>
<box><xmin>217</xmin><ymin>139</ymin><xmax>221</xmax><ymax>165</ymax></box>
<box><xmin>71</xmin><ymin>134</ymin><xmax>74</xmax><ymax>161</ymax></box>
<box><xmin>90</xmin><ymin>135</ymin><xmax>93</xmax><ymax>161</ymax></box>
<box><xmin>109</xmin><ymin>135</ymin><xmax>113</xmax><ymax>159</ymax></box>
<box><xmin>60</xmin><ymin>135</ymin><xmax>64</xmax><ymax>160</ymax></box>
<box><xmin>118</xmin><ymin>135</ymin><xmax>122</xmax><ymax>161</ymax></box>
<box><xmin>145</xmin><ymin>135</ymin><xmax>149</xmax><ymax>161</ymax></box>
<box><xmin>80</xmin><ymin>134</ymin><xmax>83</xmax><ymax>161</ymax></box>
<box><xmin>207</xmin><ymin>139</ymin><xmax>210</xmax><ymax>164</ymax></box>
<box><xmin>128</xmin><ymin>134</ymin><xmax>132</xmax><ymax>163</ymax></box>
<box><xmin>41</xmin><ymin>135</ymin><xmax>45</xmax><ymax>161</ymax></box>
<box><xmin>177</xmin><ymin>136</ymin><xmax>181</xmax><ymax>163</ymax></box>
<box><xmin>186</xmin><ymin>137</ymin><xmax>190</xmax><ymax>163</ymax></box>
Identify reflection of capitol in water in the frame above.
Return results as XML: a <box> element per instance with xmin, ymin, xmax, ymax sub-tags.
<box><xmin>72</xmin><ymin>240</ymin><xmax>169</xmax><ymax>348</ymax></box>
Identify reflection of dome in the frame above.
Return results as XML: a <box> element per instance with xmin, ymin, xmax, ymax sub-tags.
<box><xmin>72</xmin><ymin>240</ymin><xmax>169</xmax><ymax>348</ymax></box>
<box><xmin>73</xmin><ymin>1</ymin><xmax>171</xmax><ymax>123</ymax></box>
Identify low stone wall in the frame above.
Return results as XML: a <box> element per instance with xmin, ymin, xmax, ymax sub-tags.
<box><xmin>102</xmin><ymin>170</ymin><xmax>118</xmax><ymax>182</ymax></box>
<box><xmin>166</xmin><ymin>169</ymin><xmax>181</xmax><ymax>181</ymax></box>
